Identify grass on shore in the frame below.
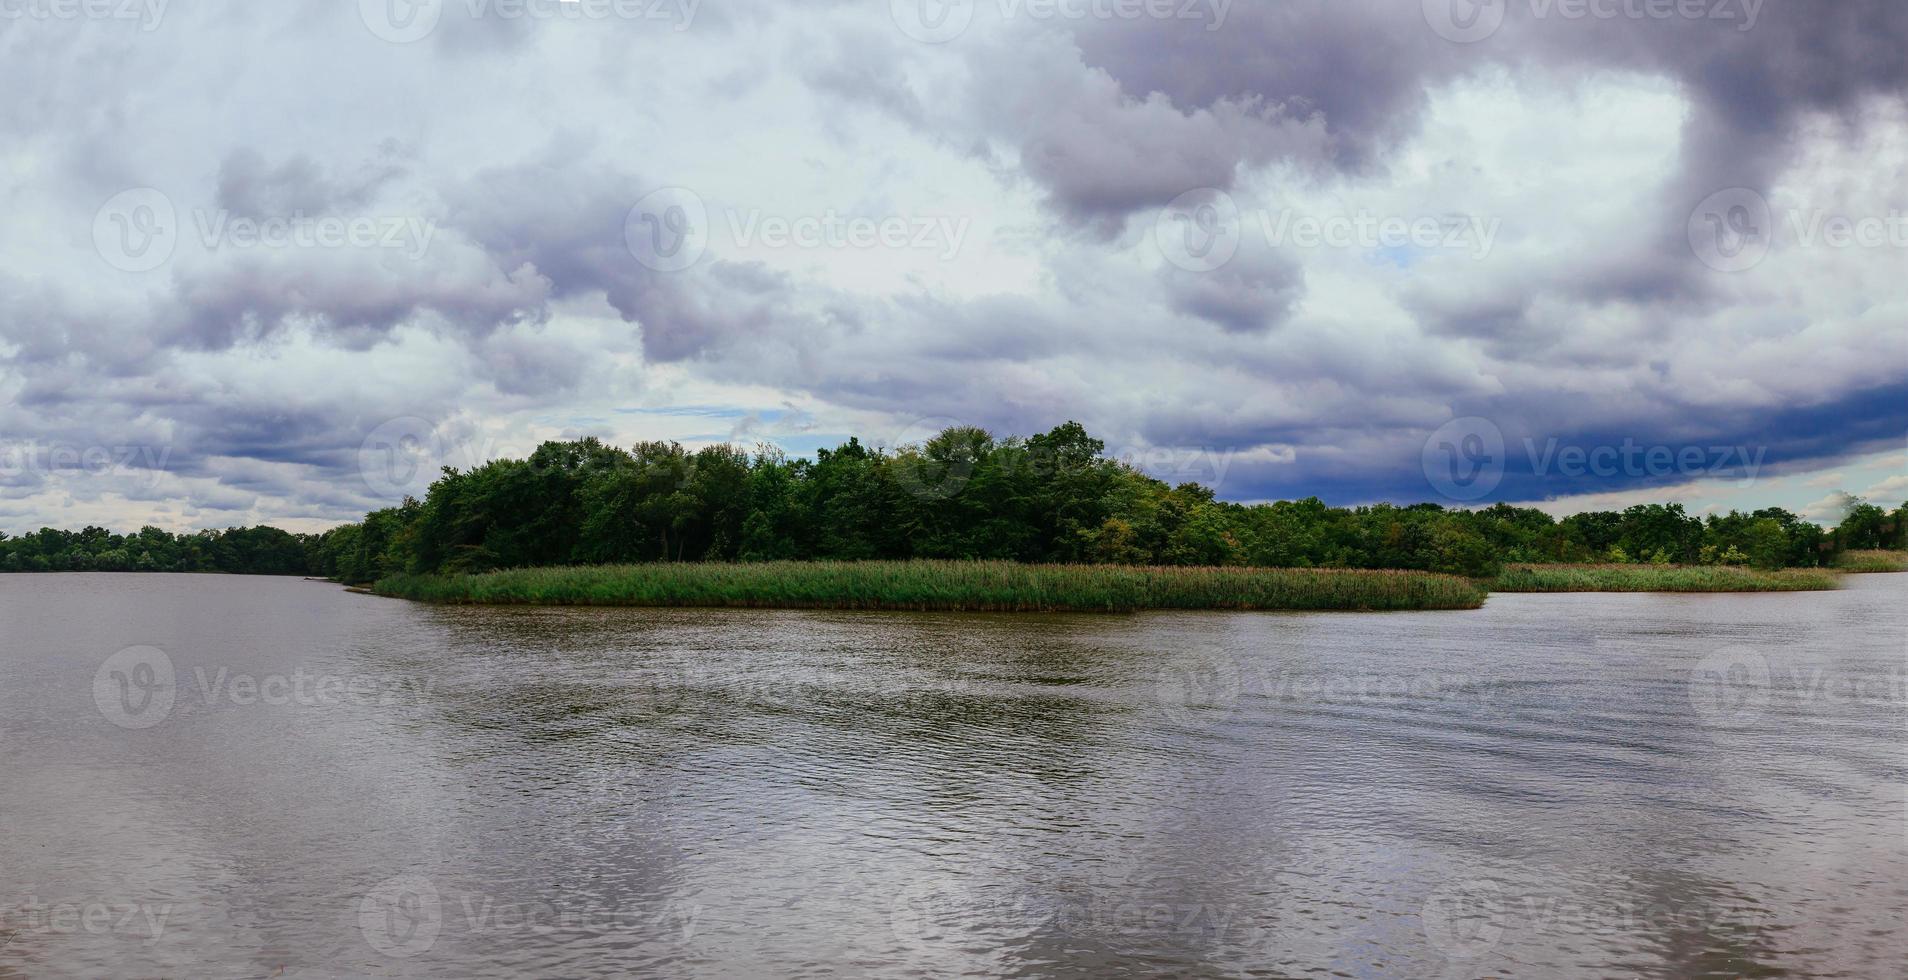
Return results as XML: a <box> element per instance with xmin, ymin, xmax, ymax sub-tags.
<box><xmin>1491</xmin><ymin>563</ymin><xmax>1842</xmax><ymax>593</ymax></box>
<box><xmin>374</xmin><ymin>560</ymin><xmax>1487</xmax><ymax>613</ymax></box>
<box><xmin>1834</xmin><ymin>550</ymin><xmax>1908</xmax><ymax>573</ymax></box>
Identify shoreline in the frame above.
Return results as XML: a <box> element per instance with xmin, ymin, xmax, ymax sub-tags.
<box><xmin>371</xmin><ymin>561</ymin><xmax>1488</xmax><ymax>613</ymax></box>
<box><xmin>361</xmin><ymin>557</ymin><xmax>1893</xmax><ymax>611</ymax></box>
<box><xmin>1834</xmin><ymin>550</ymin><xmax>1908</xmax><ymax>573</ymax></box>
<box><xmin>1489</xmin><ymin>563</ymin><xmax>1844</xmax><ymax>593</ymax></box>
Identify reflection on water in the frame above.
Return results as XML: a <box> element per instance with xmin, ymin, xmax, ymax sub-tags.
<box><xmin>1</xmin><ymin>572</ymin><xmax>1903</xmax><ymax>978</ymax></box>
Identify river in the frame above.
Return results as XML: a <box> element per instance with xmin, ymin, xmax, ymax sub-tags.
<box><xmin>2</xmin><ymin>573</ymin><xmax>1903</xmax><ymax>977</ymax></box>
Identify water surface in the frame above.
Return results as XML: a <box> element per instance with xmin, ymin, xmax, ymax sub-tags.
<box><xmin>2</xmin><ymin>573</ymin><xmax>1903</xmax><ymax>977</ymax></box>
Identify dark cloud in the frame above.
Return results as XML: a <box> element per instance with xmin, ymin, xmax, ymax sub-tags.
<box><xmin>1070</xmin><ymin>2</ymin><xmax>1466</xmax><ymax>175</ymax></box>
<box><xmin>1063</xmin><ymin>1</ymin><xmax>1908</xmax><ymax>282</ymax></box>
<box><xmin>215</xmin><ymin>148</ymin><xmax>406</xmax><ymax>219</ymax></box>
<box><xmin>1161</xmin><ymin>246</ymin><xmax>1305</xmax><ymax>334</ymax></box>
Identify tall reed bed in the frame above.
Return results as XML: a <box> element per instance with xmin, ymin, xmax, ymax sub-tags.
<box><xmin>1833</xmin><ymin>550</ymin><xmax>1908</xmax><ymax>573</ymax></box>
<box><xmin>1492</xmin><ymin>563</ymin><xmax>1841</xmax><ymax>593</ymax></box>
<box><xmin>375</xmin><ymin>561</ymin><xmax>1487</xmax><ymax>612</ymax></box>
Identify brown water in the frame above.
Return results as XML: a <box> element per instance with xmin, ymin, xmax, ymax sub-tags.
<box><xmin>1</xmin><ymin>573</ymin><xmax>1903</xmax><ymax>978</ymax></box>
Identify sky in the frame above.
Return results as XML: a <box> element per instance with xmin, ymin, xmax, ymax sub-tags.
<box><xmin>2</xmin><ymin>0</ymin><xmax>1905</xmax><ymax>534</ymax></box>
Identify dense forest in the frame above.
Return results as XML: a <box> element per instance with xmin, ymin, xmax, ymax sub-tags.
<box><xmin>0</xmin><ymin>524</ymin><xmax>314</xmax><ymax>574</ymax></box>
<box><xmin>5</xmin><ymin>423</ymin><xmax>1903</xmax><ymax>581</ymax></box>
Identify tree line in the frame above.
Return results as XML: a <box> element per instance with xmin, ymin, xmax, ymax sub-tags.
<box><xmin>307</xmin><ymin>422</ymin><xmax>1902</xmax><ymax>582</ymax></box>
<box><xmin>0</xmin><ymin>524</ymin><xmax>313</xmax><ymax>574</ymax></box>
<box><xmin>5</xmin><ymin>423</ymin><xmax>1902</xmax><ymax>581</ymax></box>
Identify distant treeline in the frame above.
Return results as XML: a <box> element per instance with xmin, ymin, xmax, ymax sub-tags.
<box><xmin>6</xmin><ymin>423</ymin><xmax>1903</xmax><ymax>581</ymax></box>
<box><xmin>0</xmin><ymin>524</ymin><xmax>313</xmax><ymax>574</ymax></box>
